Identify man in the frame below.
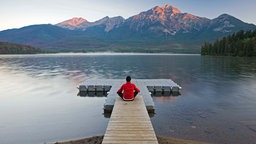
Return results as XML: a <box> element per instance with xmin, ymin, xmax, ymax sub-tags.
<box><xmin>117</xmin><ymin>76</ymin><xmax>140</xmax><ymax>101</ymax></box>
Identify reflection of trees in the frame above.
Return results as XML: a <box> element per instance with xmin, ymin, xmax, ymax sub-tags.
<box><xmin>201</xmin><ymin>56</ymin><xmax>256</xmax><ymax>79</ymax></box>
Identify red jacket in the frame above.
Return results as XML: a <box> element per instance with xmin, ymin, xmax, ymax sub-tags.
<box><xmin>117</xmin><ymin>82</ymin><xmax>140</xmax><ymax>100</ymax></box>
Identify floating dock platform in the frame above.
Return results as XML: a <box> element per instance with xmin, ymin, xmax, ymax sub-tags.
<box><xmin>78</xmin><ymin>79</ymin><xmax>181</xmax><ymax>113</ymax></box>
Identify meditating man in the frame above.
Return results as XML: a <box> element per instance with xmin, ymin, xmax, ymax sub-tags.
<box><xmin>117</xmin><ymin>76</ymin><xmax>140</xmax><ymax>101</ymax></box>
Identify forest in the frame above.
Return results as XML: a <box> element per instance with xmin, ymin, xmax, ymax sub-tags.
<box><xmin>201</xmin><ymin>29</ymin><xmax>256</xmax><ymax>56</ymax></box>
<box><xmin>0</xmin><ymin>42</ymin><xmax>42</xmax><ymax>54</ymax></box>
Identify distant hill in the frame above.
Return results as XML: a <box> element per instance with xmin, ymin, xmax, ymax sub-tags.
<box><xmin>0</xmin><ymin>42</ymin><xmax>42</xmax><ymax>54</ymax></box>
<box><xmin>0</xmin><ymin>4</ymin><xmax>255</xmax><ymax>53</ymax></box>
<box><xmin>201</xmin><ymin>29</ymin><xmax>256</xmax><ymax>56</ymax></box>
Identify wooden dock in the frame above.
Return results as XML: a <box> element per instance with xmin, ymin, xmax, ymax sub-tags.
<box><xmin>78</xmin><ymin>79</ymin><xmax>181</xmax><ymax>113</ymax></box>
<box><xmin>77</xmin><ymin>79</ymin><xmax>181</xmax><ymax>143</ymax></box>
<box><xmin>102</xmin><ymin>95</ymin><xmax>159</xmax><ymax>144</ymax></box>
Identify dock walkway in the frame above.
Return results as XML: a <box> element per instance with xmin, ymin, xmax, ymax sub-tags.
<box><xmin>78</xmin><ymin>79</ymin><xmax>181</xmax><ymax>143</ymax></box>
<box><xmin>102</xmin><ymin>96</ymin><xmax>158</xmax><ymax>144</ymax></box>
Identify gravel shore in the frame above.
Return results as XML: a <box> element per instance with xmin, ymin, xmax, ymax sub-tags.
<box><xmin>52</xmin><ymin>135</ymin><xmax>208</xmax><ymax>144</ymax></box>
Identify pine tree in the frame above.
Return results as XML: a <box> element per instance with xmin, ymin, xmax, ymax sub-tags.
<box><xmin>201</xmin><ymin>30</ymin><xmax>256</xmax><ymax>57</ymax></box>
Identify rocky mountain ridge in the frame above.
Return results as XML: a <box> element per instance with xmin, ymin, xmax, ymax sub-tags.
<box><xmin>56</xmin><ymin>4</ymin><xmax>252</xmax><ymax>36</ymax></box>
<box><xmin>0</xmin><ymin>4</ymin><xmax>255</xmax><ymax>53</ymax></box>
<box><xmin>57</xmin><ymin>16</ymin><xmax>125</xmax><ymax>32</ymax></box>
<box><xmin>56</xmin><ymin>17</ymin><xmax>87</xmax><ymax>30</ymax></box>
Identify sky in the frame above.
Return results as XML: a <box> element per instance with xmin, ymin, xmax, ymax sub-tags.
<box><xmin>1</xmin><ymin>0</ymin><xmax>256</xmax><ymax>31</ymax></box>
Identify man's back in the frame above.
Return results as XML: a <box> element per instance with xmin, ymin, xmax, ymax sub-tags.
<box><xmin>119</xmin><ymin>82</ymin><xmax>139</xmax><ymax>100</ymax></box>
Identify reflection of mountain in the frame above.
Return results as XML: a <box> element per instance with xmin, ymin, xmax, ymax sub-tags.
<box><xmin>153</xmin><ymin>96</ymin><xmax>177</xmax><ymax>102</ymax></box>
<box><xmin>66</xmin><ymin>70</ymin><xmax>87</xmax><ymax>88</ymax></box>
<box><xmin>0</xmin><ymin>4</ymin><xmax>255</xmax><ymax>53</ymax></box>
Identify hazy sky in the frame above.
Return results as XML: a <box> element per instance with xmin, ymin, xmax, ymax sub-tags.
<box><xmin>1</xmin><ymin>0</ymin><xmax>256</xmax><ymax>31</ymax></box>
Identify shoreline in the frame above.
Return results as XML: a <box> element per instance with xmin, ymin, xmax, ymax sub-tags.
<box><xmin>0</xmin><ymin>52</ymin><xmax>200</xmax><ymax>56</ymax></box>
<box><xmin>52</xmin><ymin>135</ymin><xmax>208</xmax><ymax>144</ymax></box>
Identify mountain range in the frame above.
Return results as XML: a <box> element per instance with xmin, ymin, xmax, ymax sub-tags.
<box><xmin>0</xmin><ymin>4</ymin><xmax>255</xmax><ymax>53</ymax></box>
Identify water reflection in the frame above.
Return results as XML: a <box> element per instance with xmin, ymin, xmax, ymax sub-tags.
<box><xmin>0</xmin><ymin>54</ymin><xmax>256</xmax><ymax>144</ymax></box>
<box><xmin>153</xmin><ymin>96</ymin><xmax>178</xmax><ymax>102</ymax></box>
<box><xmin>150</xmin><ymin>90</ymin><xmax>181</xmax><ymax>97</ymax></box>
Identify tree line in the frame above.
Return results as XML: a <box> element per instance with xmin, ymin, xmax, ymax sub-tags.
<box><xmin>201</xmin><ymin>29</ymin><xmax>256</xmax><ymax>56</ymax></box>
<box><xmin>0</xmin><ymin>42</ymin><xmax>43</xmax><ymax>54</ymax></box>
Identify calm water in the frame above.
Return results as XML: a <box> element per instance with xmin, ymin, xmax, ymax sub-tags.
<box><xmin>0</xmin><ymin>53</ymin><xmax>256</xmax><ymax>144</ymax></box>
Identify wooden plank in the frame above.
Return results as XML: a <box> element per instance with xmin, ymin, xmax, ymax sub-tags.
<box><xmin>102</xmin><ymin>96</ymin><xmax>158</xmax><ymax>144</ymax></box>
<box><xmin>104</xmin><ymin>133</ymin><xmax>156</xmax><ymax>139</ymax></box>
<box><xmin>107</xmin><ymin>121</ymin><xmax>152</xmax><ymax>125</ymax></box>
<box><xmin>102</xmin><ymin>140</ymin><xmax>158</xmax><ymax>144</ymax></box>
<box><xmin>103</xmin><ymin>136</ymin><xmax>157</xmax><ymax>141</ymax></box>
<box><xmin>107</xmin><ymin>116</ymin><xmax>150</xmax><ymax>121</ymax></box>
<box><xmin>105</xmin><ymin>130</ymin><xmax>156</xmax><ymax>135</ymax></box>
<box><xmin>106</xmin><ymin>126</ymin><xmax>154</xmax><ymax>131</ymax></box>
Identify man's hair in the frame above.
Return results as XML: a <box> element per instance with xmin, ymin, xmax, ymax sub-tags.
<box><xmin>126</xmin><ymin>76</ymin><xmax>131</xmax><ymax>82</ymax></box>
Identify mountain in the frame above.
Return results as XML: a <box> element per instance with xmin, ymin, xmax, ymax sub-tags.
<box><xmin>56</xmin><ymin>17</ymin><xmax>87</xmax><ymax>30</ymax></box>
<box><xmin>111</xmin><ymin>5</ymin><xmax>255</xmax><ymax>40</ymax></box>
<box><xmin>209</xmin><ymin>14</ymin><xmax>255</xmax><ymax>32</ymax></box>
<box><xmin>57</xmin><ymin>16</ymin><xmax>125</xmax><ymax>32</ymax></box>
<box><xmin>0</xmin><ymin>4</ymin><xmax>255</xmax><ymax>53</ymax></box>
<box><xmin>0</xmin><ymin>24</ymin><xmax>83</xmax><ymax>49</ymax></box>
<box><xmin>121</xmin><ymin>4</ymin><xmax>210</xmax><ymax>36</ymax></box>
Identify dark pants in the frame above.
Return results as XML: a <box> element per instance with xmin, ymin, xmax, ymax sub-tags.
<box><xmin>117</xmin><ymin>92</ymin><xmax>138</xmax><ymax>101</ymax></box>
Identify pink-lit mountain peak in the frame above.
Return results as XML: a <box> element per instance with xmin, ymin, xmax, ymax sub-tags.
<box><xmin>152</xmin><ymin>4</ymin><xmax>181</xmax><ymax>15</ymax></box>
<box><xmin>56</xmin><ymin>17</ymin><xmax>87</xmax><ymax>30</ymax></box>
<box><xmin>141</xmin><ymin>4</ymin><xmax>182</xmax><ymax>21</ymax></box>
<box><xmin>66</xmin><ymin>17</ymin><xmax>87</xmax><ymax>26</ymax></box>
<box><xmin>57</xmin><ymin>17</ymin><xmax>87</xmax><ymax>27</ymax></box>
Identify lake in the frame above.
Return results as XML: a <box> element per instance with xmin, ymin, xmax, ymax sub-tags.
<box><xmin>0</xmin><ymin>53</ymin><xmax>256</xmax><ymax>144</ymax></box>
